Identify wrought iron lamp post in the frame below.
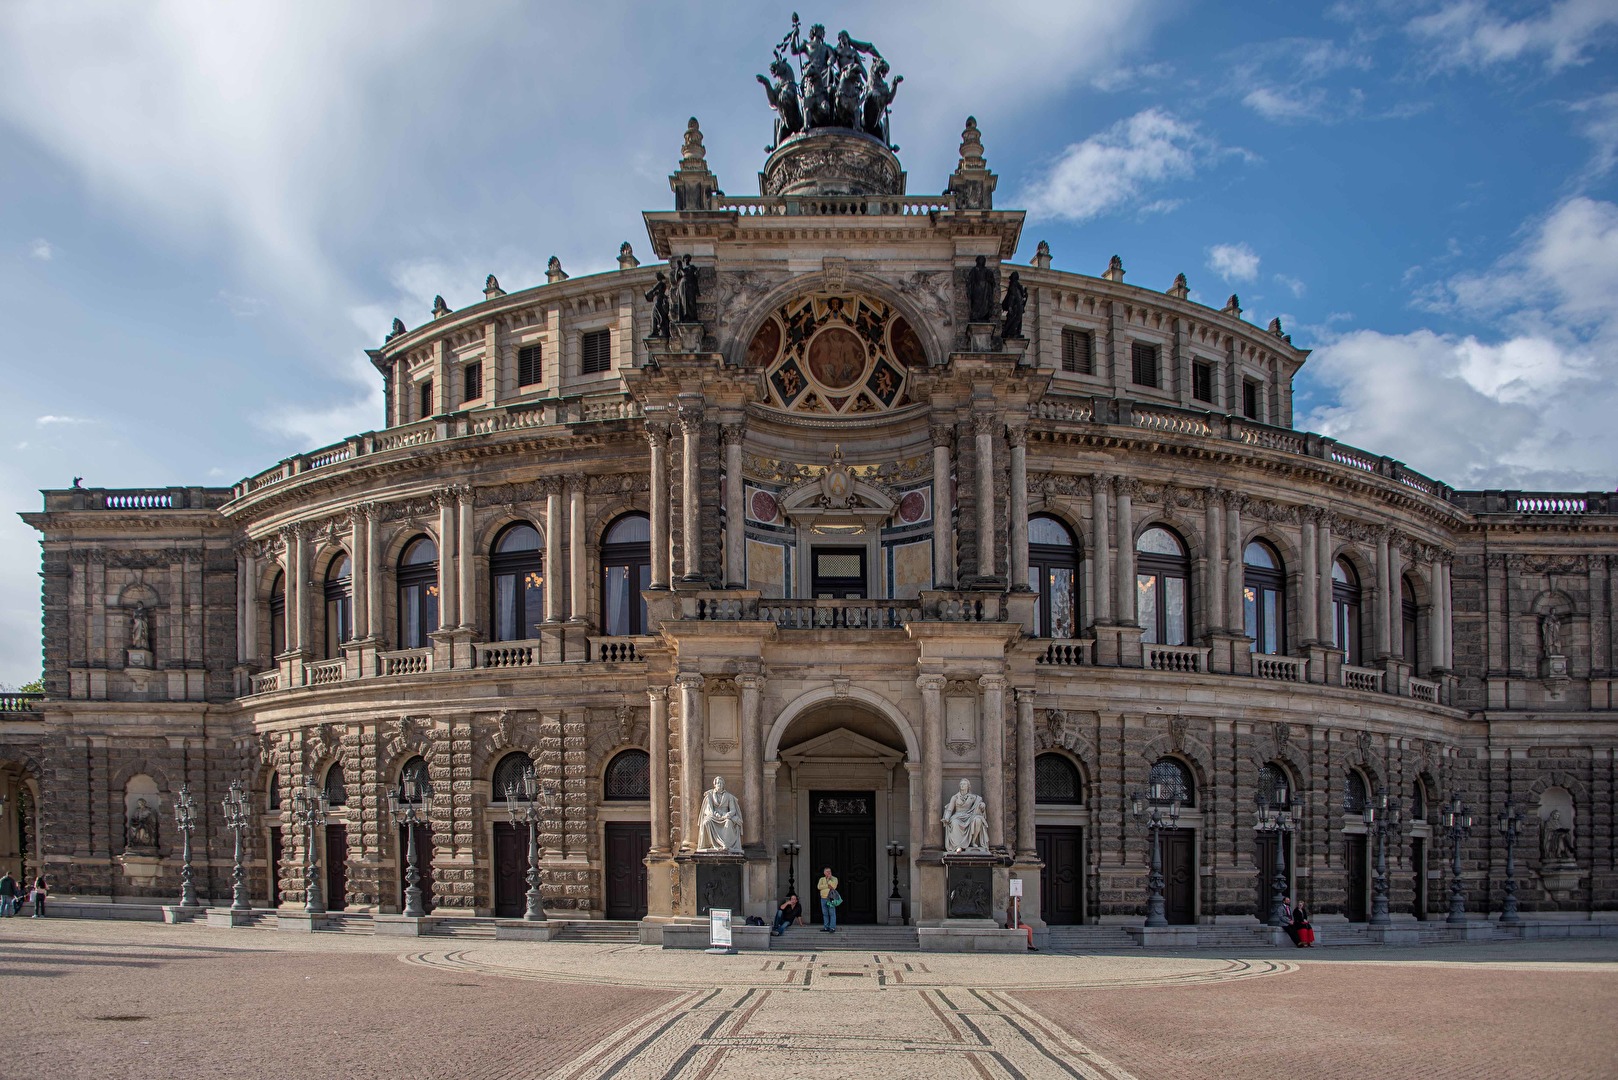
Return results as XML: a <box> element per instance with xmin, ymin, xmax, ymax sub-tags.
<box><xmin>289</xmin><ymin>775</ymin><xmax>328</xmax><ymax>914</ymax></box>
<box><xmin>1442</xmin><ymin>792</ymin><xmax>1473</xmax><ymax>924</ymax></box>
<box><xmin>389</xmin><ymin>772</ymin><xmax>434</xmax><ymax>918</ymax></box>
<box><xmin>504</xmin><ymin>764</ymin><xmax>549</xmax><ymax>921</ymax></box>
<box><xmin>783</xmin><ymin>840</ymin><xmax>800</xmax><ymax>896</ymax></box>
<box><xmin>1497</xmin><ymin>796</ymin><xmax>1524</xmax><ymax>925</ymax></box>
<box><xmin>1361</xmin><ymin>787</ymin><xmax>1402</xmax><ymax>927</ymax></box>
<box><xmin>1254</xmin><ymin>785</ymin><xmax>1302</xmax><ymax>927</ymax></box>
<box><xmin>220</xmin><ymin>779</ymin><xmax>253</xmax><ymax>911</ymax></box>
<box><xmin>1130</xmin><ymin>783</ymin><xmax>1181</xmax><ymax>928</ymax></box>
<box><xmin>174</xmin><ymin>784</ymin><xmax>201</xmax><ymax>908</ymax></box>
<box><xmin>886</xmin><ymin>841</ymin><xmax>905</xmax><ymax>899</ymax></box>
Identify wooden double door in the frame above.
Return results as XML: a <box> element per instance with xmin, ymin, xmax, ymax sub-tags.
<box><xmin>809</xmin><ymin>791</ymin><xmax>877</xmax><ymax>924</ymax></box>
<box><xmin>1345</xmin><ymin>834</ymin><xmax>1369</xmax><ymax>922</ymax></box>
<box><xmin>1161</xmin><ymin>828</ymin><xmax>1196</xmax><ymax>925</ymax></box>
<box><xmin>1036</xmin><ymin>826</ymin><xmax>1084</xmax><ymax>924</ymax></box>
<box><xmin>604</xmin><ymin>822</ymin><xmax>650</xmax><ymax>920</ymax></box>
<box><xmin>325</xmin><ymin>824</ymin><xmax>348</xmax><ymax>911</ymax></box>
<box><xmin>493</xmin><ymin>823</ymin><xmax>529</xmax><ymax>918</ymax></box>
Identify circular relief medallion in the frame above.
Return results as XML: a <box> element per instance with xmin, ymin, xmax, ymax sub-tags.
<box><xmin>749</xmin><ymin>490</ymin><xmax>779</xmax><ymax>524</ymax></box>
<box><xmin>898</xmin><ymin>490</ymin><xmax>926</xmax><ymax>523</ymax></box>
<box><xmin>746</xmin><ymin>318</ymin><xmax>782</xmax><ymax>368</ymax></box>
<box><xmin>806</xmin><ymin>326</ymin><xmax>868</xmax><ymax>390</ymax></box>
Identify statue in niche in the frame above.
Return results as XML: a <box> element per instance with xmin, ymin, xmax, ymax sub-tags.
<box><xmin>128</xmin><ymin>603</ymin><xmax>151</xmax><ymax>652</ymax></box>
<box><xmin>644</xmin><ymin>272</ymin><xmax>671</xmax><ymax>339</ymax></box>
<box><xmin>125</xmin><ymin>798</ymin><xmax>159</xmax><ymax>852</ymax></box>
<box><xmin>1540</xmin><ymin>609</ymin><xmax>1564</xmax><ymax>657</ymax></box>
<box><xmin>1001</xmin><ymin>271</ymin><xmax>1028</xmax><ymax>339</ymax></box>
<box><xmin>1540</xmin><ymin>809</ymin><xmax>1576</xmax><ymax>863</ymax></box>
<box><xmin>941</xmin><ymin>778</ymin><xmax>989</xmax><ymax>853</ymax></box>
<box><xmin>673</xmin><ymin>255</ymin><xmax>700</xmax><ymax>325</ymax></box>
<box><xmin>966</xmin><ymin>256</ymin><xmax>997</xmax><ymax>323</ymax></box>
<box><xmin>696</xmin><ymin>775</ymin><xmax>744</xmax><ymax>853</ymax></box>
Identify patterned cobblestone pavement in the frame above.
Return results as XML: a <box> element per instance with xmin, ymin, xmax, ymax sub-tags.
<box><xmin>2</xmin><ymin>920</ymin><xmax>1614</xmax><ymax>1079</ymax></box>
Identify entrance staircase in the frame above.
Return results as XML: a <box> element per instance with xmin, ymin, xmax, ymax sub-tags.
<box><xmin>553</xmin><ymin>920</ymin><xmax>642</xmax><ymax>944</ymax></box>
<box><xmin>423</xmin><ymin>916</ymin><xmax>498</xmax><ymax>939</ymax></box>
<box><xmin>776</xmin><ymin>925</ymin><xmax>920</xmax><ymax>951</ymax></box>
<box><xmin>1044</xmin><ymin>925</ymin><xmax>1141</xmax><ymax>951</ymax></box>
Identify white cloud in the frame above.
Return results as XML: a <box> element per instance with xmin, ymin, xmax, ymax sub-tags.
<box><xmin>1572</xmin><ymin>90</ymin><xmax>1618</xmax><ymax>180</ymax></box>
<box><xmin>1231</xmin><ymin>37</ymin><xmax>1374</xmax><ymax>124</ymax></box>
<box><xmin>1275</xmin><ymin>273</ymin><xmax>1307</xmax><ymax>297</ymax></box>
<box><xmin>1020</xmin><ymin>109</ymin><xmax>1222</xmax><ymax>223</ymax></box>
<box><xmin>35</xmin><ymin>415</ymin><xmax>91</xmax><ymax>426</ymax></box>
<box><xmin>1208</xmin><ymin>242</ymin><xmax>1261</xmax><ymax>282</ymax></box>
<box><xmin>28</xmin><ymin>238</ymin><xmax>52</xmax><ymax>260</ymax></box>
<box><xmin>1407</xmin><ymin>0</ymin><xmax>1618</xmax><ymax>71</ymax></box>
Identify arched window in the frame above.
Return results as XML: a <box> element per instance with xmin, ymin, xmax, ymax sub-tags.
<box><xmin>1411</xmin><ymin>775</ymin><xmax>1429</xmax><ymax>820</ymax></box>
<box><xmin>1243</xmin><ymin>540</ymin><xmax>1286</xmax><ymax>655</ymax></box>
<box><xmin>1343</xmin><ymin>769</ymin><xmax>1369</xmax><ymax>814</ymax></box>
<box><xmin>1034</xmin><ymin>754</ymin><xmax>1082</xmax><ymax>805</ymax></box>
<box><xmin>601</xmin><ymin>513</ymin><xmax>651</xmax><ymax>637</ymax></box>
<box><xmin>324</xmin><ymin>555</ymin><xmax>352</xmax><ymax>659</ymax></box>
<box><xmin>1028</xmin><ymin>515</ymin><xmax>1079</xmax><ymax>639</ymax></box>
<box><xmin>491</xmin><ymin>751</ymin><xmax>535</xmax><ymax>801</ymax></box>
<box><xmin>1137</xmin><ymin>527</ymin><xmax>1190</xmax><ymax>646</ymax></box>
<box><xmin>267</xmin><ymin>770</ymin><xmax>281</xmax><ymax>810</ymax></box>
<box><xmin>323</xmin><ymin>763</ymin><xmax>347</xmax><ymax>807</ymax></box>
<box><xmin>398</xmin><ymin>756</ymin><xmax>431</xmax><ymax>802</ymax></box>
<box><xmin>269</xmin><ymin>571</ymin><xmax>287</xmax><ymax>657</ymax></box>
<box><xmin>490</xmin><ymin>523</ymin><xmax>544</xmax><ymax>642</ymax></box>
<box><xmin>1258</xmin><ymin>762</ymin><xmax>1290</xmax><ymax>808</ymax></box>
<box><xmin>1401</xmin><ymin>575</ymin><xmax>1419</xmax><ymax>667</ymax></box>
<box><xmin>397</xmin><ymin>536</ymin><xmax>440</xmax><ymax>649</ymax></box>
<box><xmin>1332</xmin><ymin>558</ymin><xmax>1364</xmax><ymax>666</ymax></box>
<box><xmin>1150</xmin><ymin>757</ymin><xmax>1194</xmax><ymax>806</ymax></box>
<box><xmin>604</xmin><ymin>749</ymin><xmax>651</xmax><ymax>801</ymax></box>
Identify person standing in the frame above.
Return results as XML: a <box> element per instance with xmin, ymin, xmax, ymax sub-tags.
<box><xmin>30</xmin><ymin>875</ymin><xmax>46</xmax><ymax>918</ymax></box>
<box><xmin>816</xmin><ymin>866</ymin><xmax>839</xmax><ymax>933</ymax></box>
<box><xmin>0</xmin><ymin>871</ymin><xmax>16</xmax><ymax>917</ymax></box>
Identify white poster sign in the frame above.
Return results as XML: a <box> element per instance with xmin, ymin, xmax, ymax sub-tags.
<box><xmin>709</xmin><ymin>907</ymin><xmax>733</xmax><ymax>947</ymax></box>
<box><xmin>1009</xmin><ymin>878</ymin><xmax>1023</xmax><ymax>897</ymax></box>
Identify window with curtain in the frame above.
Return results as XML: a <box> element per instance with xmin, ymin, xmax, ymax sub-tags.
<box><xmin>269</xmin><ymin>571</ymin><xmax>287</xmax><ymax>657</ymax></box>
<box><xmin>1150</xmin><ymin>758</ymin><xmax>1194</xmax><ymax>806</ymax></box>
<box><xmin>324</xmin><ymin>555</ymin><xmax>352</xmax><ymax>659</ymax></box>
<box><xmin>1027</xmin><ymin>514</ymin><xmax>1079</xmax><ymax>638</ymax></box>
<box><xmin>397</xmin><ymin>536</ymin><xmax>440</xmax><ymax>649</ymax></box>
<box><xmin>1332</xmin><ymin>558</ymin><xmax>1364</xmax><ymax>665</ymax></box>
<box><xmin>1401</xmin><ymin>575</ymin><xmax>1419</xmax><ymax>667</ymax></box>
<box><xmin>490</xmin><ymin>523</ymin><xmax>544</xmax><ymax>642</ymax></box>
<box><xmin>604</xmin><ymin>749</ymin><xmax>651</xmax><ymax>800</ymax></box>
<box><xmin>1035</xmin><ymin>754</ymin><xmax>1082</xmax><ymax>804</ymax></box>
<box><xmin>1136</xmin><ymin>526</ymin><xmax>1190</xmax><ymax>645</ymax></box>
<box><xmin>1243</xmin><ymin>540</ymin><xmax>1285</xmax><ymax>655</ymax></box>
<box><xmin>601</xmin><ymin>513</ymin><xmax>651</xmax><ymax>636</ymax></box>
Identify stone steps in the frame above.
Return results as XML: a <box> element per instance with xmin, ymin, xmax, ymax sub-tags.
<box><xmin>553</xmin><ymin>920</ymin><xmax>641</xmax><ymax>943</ymax></box>
<box><xmin>777</xmin><ymin>926</ymin><xmax>920</xmax><ymax>951</ymax></box>
<box><xmin>1044</xmin><ymin>926</ymin><xmax>1141</xmax><ymax>951</ymax></box>
<box><xmin>424</xmin><ymin>917</ymin><xmax>499</xmax><ymax>939</ymax></box>
<box><xmin>318</xmin><ymin>912</ymin><xmax>375</xmax><ymax>935</ymax></box>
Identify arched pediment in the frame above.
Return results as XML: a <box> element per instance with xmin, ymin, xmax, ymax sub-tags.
<box><xmin>777</xmin><ymin>445</ymin><xmax>896</xmax><ymax>533</ymax></box>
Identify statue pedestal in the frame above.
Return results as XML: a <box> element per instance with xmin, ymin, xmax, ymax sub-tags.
<box><xmin>1539</xmin><ymin>861</ymin><xmax>1583</xmax><ymax>900</ymax></box>
<box><xmin>117</xmin><ymin>852</ymin><xmax>160</xmax><ymax>886</ymax></box>
<box><xmin>674</xmin><ymin>323</ymin><xmax>704</xmax><ymax>353</ymax></box>
<box><xmin>1541</xmin><ymin>655</ymin><xmax>1569</xmax><ymax>699</ymax></box>
<box><xmin>678</xmin><ymin>852</ymin><xmax>745</xmax><ymax>917</ymax></box>
<box><xmin>966</xmin><ymin>322</ymin><xmax>998</xmax><ymax>353</ymax></box>
<box><xmin>1003</xmin><ymin>336</ymin><xmax>1030</xmax><ymax>365</ymax></box>
<box><xmin>942</xmin><ymin>855</ymin><xmax>996</xmax><ymax>920</ymax></box>
<box><xmin>125</xmin><ymin>649</ymin><xmax>152</xmax><ymax>669</ymax></box>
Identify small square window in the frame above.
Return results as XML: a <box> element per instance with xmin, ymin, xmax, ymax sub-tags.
<box><xmin>1193</xmin><ymin>361</ymin><xmax>1213</xmax><ymax>403</ymax></box>
<box><xmin>1131</xmin><ymin>342</ymin><xmax>1159</xmax><ymax>388</ymax></box>
<box><xmin>418</xmin><ymin>379</ymin><xmax>434</xmax><ymax>421</ymax></box>
<box><xmin>1061</xmin><ymin>328</ymin><xmax>1093</xmax><ymax>374</ymax></box>
<box><xmin>517</xmin><ymin>343</ymin><xmax>543</xmax><ymax>387</ymax></box>
<box><xmin>581</xmin><ymin>329</ymin><xmax>612</xmax><ymax>374</ymax></box>
<box><xmin>1243</xmin><ymin>379</ymin><xmax>1261</xmax><ymax>420</ymax></box>
<box><xmin>463</xmin><ymin>361</ymin><xmax>482</xmax><ymax>403</ymax></box>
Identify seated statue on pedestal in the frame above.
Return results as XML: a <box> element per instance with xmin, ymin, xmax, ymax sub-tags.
<box><xmin>942</xmin><ymin>778</ymin><xmax>989</xmax><ymax>853</ymax></box>
<box><xmin>696</xmin><ymin>775</ymin><xmax>744</xmax><ymax>854</ymax></box>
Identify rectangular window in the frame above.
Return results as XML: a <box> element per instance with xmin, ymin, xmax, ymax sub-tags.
<box><xmin>1061</xmin><ymin>328</ymin><xmax>1094</xmax><ymax>374</ymax></box>
<box><xmin>1131</xmin><ymin>342</ymin><xmax>1159</xmax><ymax>388</ymax></box>
<box><xmin>1193</xmin><ymin>361</ymin><xmax>1213</xmax><ymax>403</ymax></box>
<box><xmin>418</xmin><ymin>380</ymin><xmax>434</xmax><ymax>420</ymax></box>
<box><xmin>581</xmin><ymin>329</ymin><xmax>612</xmax><ymax>374</ymax></box>
<box><xmin>463</xmin><ymin>361</ymin><xmax>482</xmax><ymax>403</ymax></box>
<box><xmin>1243</xmin><ymin>379</ymin><xmax>1261</xmax><ymax>420</ymax></box>
<box><xmin>517</xmin><ymin>343</ymin><xmax>543</xmax><ymax>387</ymax></box>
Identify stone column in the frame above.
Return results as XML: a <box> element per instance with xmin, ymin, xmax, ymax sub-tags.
<box><xmin>931</xmin><ymin>425</ymin><xmax>955</xmax><ymax>588</ymax></box>
<box><xmin>676</xmin><ymin>673</ymin><xmax>705</xmax><ymax>850</ymax></box>
<box><xmin>569</xmin><ymin>477</ymin><xmax>587</xmax><ymax>620</ymax></box>
<box><xmin>1114</xmin><ymin>478</ymin><xmax>1136</xmax><ymax>625</ymax></box>
<box><xmin>1316</xmin><ymin>514</ymin><xmax>1334</xmax><ymax>648</ymax></box>
<box><xmin>738</xmin><ymin>673</ymin><xmax>762</xmax><ymax>844</ymax></box>
<box><xmin>1300</xmin><ymin>513</ymin><xmax>1319</xmax><ymax>643</ymax></box>
<box><xmin>1373</xmin><ymin>529</ymin><xmax>1392</xmax><ymax>660</ymax></box>
<box><xmin>648</xmin><ymin>687</ymin><xmax>670</xmax><ymax>854</ymax></box>
<box><xmin>1007</xmin><ymin>423</ymin><xmax>1029</xmax><ymax>592</ymax></box>
<box><xmin>917</xmin><ymin>674</ymin><xmax>946</xmax><ymax>851</ymax></box>
<box><xmin>347</xmin><ymin>512</ymin><xmax>367</xmax><ymax>643</ymax></box>
<box><xmin>1091</xmin><ymin>477</ymin><xmax>1112</xmax><ymax>623</ymax></box>
<box><xmin>1387</xmin><ymin>536</ymin><xmax>1405</xmax><ymax>660</ymax></box>
<box><xmin>679</xmin><ymin>399</ymin><xmax>704</xmax><ymax>583</ymax></box>
<box><xmin>1015</xmin><ymin>688</ymin><xmax>1036</xmax><ymax>857</ymax></box>
<box><xmin>1204</xmin><ymin>489</ymin><xmax>1224</xmax><ymax>632</ymax></box>
<box><xmin>457</xmin><ymin>488</ymin><xmax>476</xmax><ymax>629</ymax></box>
<box><xmin>979</xmin><ymin>675</ymin><xmax>1006</xmax><ymax>849</ymax></box>
<box><xmin>239</xmin><ymin>545</ymin><xmax>257</xmax><ymax>663</ymax></box>
<box><xmin>437</xmin><ymin>491</ymin><xmax>457</xmax><ymax>634</ymax></box>
<box><xmin>364</xmin><ymin>506</ymin><xmax>382</xmax><ymax>640</ymax></box>
<box><xmin>646</xmin><ymin>425</ymin><xmax>671</xmax><ymax>590</ymax></box>
<box><xmin>288</xmin><ymin>525</ymin><xmax>309</xmax><ymax>653</ymax></box>
<box><xmin>544</xmin><ymin>485</ymin><xmax>562</xmax><ymax>622</ymax></box>
<box><xmin>1224</xmin><ymin>493</ymin><xmax>1244</xmax><ymax>634</ymax></box>
<box><xmin>1435</xmin><ymin>557</ymin><xmax>1452</xmax><ymax>670</ymax></box>
<box><xmin>974</xmin><ymin>412</ymin><xmax>996</xmax><ymax>579</ymax></box>
<box><xmin>723</xmin><ymin>424</ymin><xmax>745</xmax><ymax>588</ymax></box>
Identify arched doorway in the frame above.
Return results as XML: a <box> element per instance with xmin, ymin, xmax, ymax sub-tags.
<box><xmin>0</xmin><ymin>762</ymin><xmax>39</xmax><ymax>882</ymax></box>
<box><xmin>770</xmin><ymin>699</ymin><xmax>914</xmax><ymax>926</ymax></box>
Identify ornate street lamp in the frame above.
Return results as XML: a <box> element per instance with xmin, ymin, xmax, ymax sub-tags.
<box><xmin>886</xmin><ymin>840</ymin><xmax>905</xmax><ymax>900</ymax></box>
<box><xmin>1497</xmin><ymin>796</ymin><xmax>1524</xmax><ymax>925</ymax></box>
<box><xmin>504</xmin><ymin>764</ymin><xmax>550</xmax><ymax>922</ymax></box>
<box><xmin>1442</xmin><ymin>792</ymin><xmax>1473</xmax><ymax>924</ymax></box>
<box><xmin>1254</xmin><ymin>784</ymin><xmax>1302</xmax><ymax>928</ymax></box>
<box><xmin>782</xmin><ymin>839</ymin><xmax>800</xmax><ymax>896</ymax></box>
<box><xmin>1130</xmin><ymin>782</ymin><xmax>1181</xmax><ymax>928</ymax></box>
<box><xmin>174</xmin><ymin>784</ymin><xmax>201</xmax><ymax>908</ymax></box>
<box><xmin>220</xmin><ymin>779</ymin><xmax>253</xmax><ymax>911</ymax></box>
<box><xmin>1360</xmin><ymin>787</ymin><xmax>1402</xmax><ymax>927</ymax></box>
<box><xmin>389</xmin><ymin>771</ymin><xmax>434</xmax><ymax>918</ymax></box>
<box><xmin>288</xmin><ymin>775</ymin><xmax>328</xmax><ymax>914</ymax></box>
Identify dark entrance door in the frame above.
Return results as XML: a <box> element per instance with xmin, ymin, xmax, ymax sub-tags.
<box><xmin>399</xmin><ymin>824</ymin><xmax>435</xmax><ymax>913</ymax></box>
<box><xmin>811</xmin><ymin>548</ymin><xmax>868</xmax><ymax>599</ymax></box>
<box><xmin>324</xmin><ymin>824</ymin><xmax>348</xmax><ymax>912</ymax></box>
<box><xmin>604</xmin><ymin>821</ymin><xmax>651</xmax><ymax>920</ymax></box>
<box><xmin>809</xmin><ymin>790</ymin><xmax>876</xmax><ymax>924</ymax></box>
<box><xmin>1255</xmin><ymin>832</ymin><xmax>1290</xmax><ymax>922</ymax></box>
<box><xmin>1036</xmin><ymin>826</ymin><xmax>1083</xmax><ymax>925</ymax></box>
<box><xmin>1411</xmin><ymin>838</ymin><xmax>1428</xmax><ymax>921</ymax></box>
<box><xmin>269</xmin><ymin>827</ymin><xmax>283</xmax><ymax>906</ymax></box>
<box><xmin>493</xmin><ymin>823</ymin><xmax>529</xmax><ymax>918</ymax></box>
<box><xmin>1163</xmin><ymin>828</ymin><xmax>1196</xmax><ymax>925</ymax></box>
<box><xmin>1345</xmin><ymin>833</ymin><xmax>1369</xmax><ymax>921</ymax></box>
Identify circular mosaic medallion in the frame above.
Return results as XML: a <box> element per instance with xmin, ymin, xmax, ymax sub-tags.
<box><xmin>750</xmin><ymin>490</ymin><xmax>779</xmax><ymax>523</ymax></box>
<box><xmin>898</xmin><ymin>491</ymin><xmax>926</xmax><ymax>523</ymax></box>
<box><xmin>806</xmin><ymin>326</ymin><xmax>868</xmax><ymax>390</ymax></box>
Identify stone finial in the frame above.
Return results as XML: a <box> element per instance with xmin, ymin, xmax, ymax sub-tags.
<box><xmin>431</xmin><ymin>295</ymin><xmax>451</xmax><ymax>319</ymax></box>
<box><xmin>680</xmin><ymin>117</ymin><xmax>706</xmax><ymax>164</ymax></box>
<box><xmin>1031</xmin><ymin>240</ymin><xmax>1052</xmax><ymax>270</ymax></box>
<box><xmin>618</xmin><ymin>242</ymin><xmax>640</xmax><ymax>271</ymax></box>
<box><xmin>386</xmin><ymin>317</ymin><xmax>407</xmax><ymax>341</ymax></box>
<box><xmin>1223</xmin><ymin>294</ymin><xmax>1243</xmax><ymax>317</ymax></box>
<box><xmin>1168</xmin><ymin>273</ymin><xmax>1190</xmax><ymax>300</ymax></box>
<box><xmin>1102</xmin><ymin>255</ymin><xmax>1125</xmax><ymax>282</ymax></box>
<box><xmin>484</xmin><ymin>274</ymin><xmax>505</xmax><ymax>300</ymax></box>
<box><xmin>958</xmin><ymin>116</ymin><xmax>986</xmax><ymax>169</ymax></box>
<box><xmin>947</xmin><ymin>116</ymin><xmax>997</xmax><ymax>210</ymax></box>
<box><xmin>1267</xmin><ymin>316</ymin><xmax>1284</xmax><ymax>336</ymax></box>
<box><xmin>546</xmin><ymin>256</ymin><xmax>568</xmax><ymax>284</ymax></box>
<box><xmin>670</xmin><ymin>117</ymin><xmax>720</xmax><ymax>211</ymax></box>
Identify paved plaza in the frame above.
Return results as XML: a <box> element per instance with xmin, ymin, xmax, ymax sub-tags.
<box><xmin>1</xmin><ymin>921</ymin><xmax>1614</xmax><ymax>1079</ymax></box>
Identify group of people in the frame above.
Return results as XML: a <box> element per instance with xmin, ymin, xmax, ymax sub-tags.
<box><xmin>1282</xmin><ymin>896</ymin><xmax>1316</xmax><ymax>947</ymax></box>
<box><xmin>769</xmin><ymin>865</ymin><xmax>844</xmax><ymax>936</ymax></box>
<box><xmin>0</xmin><ymin>872</ymin><xmax>46</xmax><ymax>918</ymax></box>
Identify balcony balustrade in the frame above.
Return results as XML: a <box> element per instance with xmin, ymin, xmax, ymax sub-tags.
<box><xmin>1341</xmin><ymin>664</ymin><xmax>1386</xmax><ymax>693</ymax></box>
<box><xmin>1144</xmin><ymin>644</ymin><xmax>1211</xmax><ymax>673</ymax></box>
<box><xmin>377</xmin><ymin>648</ymin><xmax>432</xmax><ymax>677</ymax></box>
<box><xmin>1253</xmin><ymin>654</ymin><xmax>1308</xmax><ymax>683</ymax></box>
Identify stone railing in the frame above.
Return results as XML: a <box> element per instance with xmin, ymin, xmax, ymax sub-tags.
<box><xmin>1449</xmin><ymin>491</ymin><xmax>1615</xmax><ymax>516</ymax></box>
<box><xmin>1036</xmin><ymin>640</ymin><xmax>1093</xmax><ymax>666</ymax></box>
<box><xmin>762</xmin><ymin>599</ymin><xmax>921</xmax><ymax>630</ymax></box>
<box><xmin>1408</xmin><ymin>677</ymin><xmax>1440</xmax><ymax>703</ymax></box>
<box><xmin>377</xmin><ymin>648</ymin><xmax>432</xmax><ymax>677</ymax></box>
<box><xmin>0</xmin><ymin>692</ymin><xmax>43</xmax><ymax>714</ymax></box>
<box><xmin>713</xmin><ymin>193</ymin><xmax>955</xmax><ymax>217</ymax></box>
<box><xmin>474</xmin><ymin>640</ymin><xmax>542</xmax><ymax>669</ymax></box>
<box><xmin>249</xmin><ymin>671</ymin><xmax>280</xmax><ymax>695</ymax></box>
<box><xmin>38</xmin><ymin>487</ymin><xmax>233</xmax><ymax>513</ymax></box>
<box><xmin>1340</xmin><ymin>664</ymin><xmax>1386</xmax><ymax>693</ymax></box>
<box><xmin>1252</xmin><ymin>654</ymin><xmax>1307</xmax><ymax>682</ymax></box>
<box><xmin>588</xmin><ymin>636</ymin><xmax>653</xmax><ymax>663</ymax></box>
<box><xmin>1131</xmin><ymin>406</ymin><xmax>1211</xmax><ymax>437</ymax></box>
<box><xmin>1144</xmin><ymin>644</ymin><xmax>1210</xmax><ymax>673</ymax></box>
<box><xmin>1034</xmin><ymin>398</ymin><xmax>1093</xmax><ymax>422</ymax></box>
<box><xmin>923</xmin><ymin>591</ymin><xmax>1003</xmax><ymax>623</ymax></box>
<box><xmin>305</xmin><ymin>659</ymin><xmax>345</xmax><ymax>687</ymax></box>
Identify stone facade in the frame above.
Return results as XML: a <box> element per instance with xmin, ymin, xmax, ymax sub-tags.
<box><xmin>4</xmin><ymin>113</ymin><xmax>1616</xmax><ymax>934</ymax></box>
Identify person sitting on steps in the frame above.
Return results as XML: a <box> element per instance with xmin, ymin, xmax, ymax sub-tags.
<box><xmin>771</xmin><ymin>893</ymin><xmax>805</xmax><ymax>936</ymax></box>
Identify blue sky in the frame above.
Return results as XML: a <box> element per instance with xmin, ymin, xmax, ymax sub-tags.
<box><xmin>2</xmin><ymin>0</ymin><xmax>1616</xmax><ymax>684</ymax></box>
